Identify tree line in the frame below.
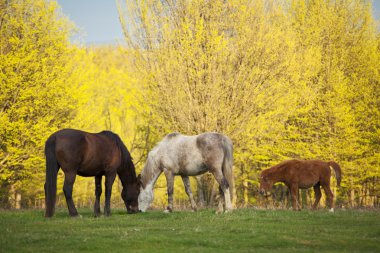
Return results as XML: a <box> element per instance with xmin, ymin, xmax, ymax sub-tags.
<box><xmin>0</xmin><ymin>0</ymin><xmax>379</xmax><ymax>209</ymax></box>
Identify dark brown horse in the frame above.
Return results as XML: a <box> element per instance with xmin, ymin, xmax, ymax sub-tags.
<box><xmin>44</xmin><ymin>129</ymin><xmax>140</xmax><ymax>217</ymax></box>
<box><xmin>259</xmin><ymin>160</ymin><xmax>342</xmax><ymax>211</ymax></box>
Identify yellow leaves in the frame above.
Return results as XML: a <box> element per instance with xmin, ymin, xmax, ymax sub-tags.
<box><xmin>0</xmin><ymin>0</ymin><xmax>89</xmax><ymax>203</ymax></box>
<box><xmin>115</xmin><ymin>0</ymin><xmax>380</xmax><ymax>207</ymax></box>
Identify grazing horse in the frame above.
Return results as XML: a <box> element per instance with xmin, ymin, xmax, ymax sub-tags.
<box><xmin>138</xmin><ymin>132</ymin><xmax>234</xmax><ymax>213</ymax></box>
<box><xmin>259</xmin><ymin>160</ymin><xmax>342</xmax><ymax>211</ymax></box>
<box><xmin>44</xmin><ymin>129</ymin><xmax>140</xmax><ymax>217</ymax></box>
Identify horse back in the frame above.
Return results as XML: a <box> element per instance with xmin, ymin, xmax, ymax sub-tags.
<box><xmin>158</xmin><ymin>132</ymin><xmax>231</xmax><ymax>175</ymax></box>
<box><xmin>50</xmin><ymin>129</ymin><xmax>120</xmax><ymax>174</ymax></box>
<box><xmin>282</xmin><ymin>160</ymin><xmax>332</xmax><ymax>188</ymax></box>
<box><xmin>196</xmin><ymin>132</ymin><xmax>231</xmax><ymax>152</ymax></box>
<box><xmin>52</xmin><ymin>129</ymin><xmax>87</xmax><ymax>168</ymax></box>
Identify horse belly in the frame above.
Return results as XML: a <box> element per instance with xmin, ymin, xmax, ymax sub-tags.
<box><xmin>77</xmin><ymin>164</ymin><xmax>105</xmax><ymax>177</ymax></box>
<box><xmin>77</xmin><ymin>170</ymin><xmax>103</xmax><ymax>177</ymax></box>
<box><xmin>180</xmin><ymin>163</ymin><xmax>208</xmax><ymax>176</ymax></box>
<box><xmin>298</xmin><ymin>173</ymin><xmax>319</xmax><ymax>189</ymax></box>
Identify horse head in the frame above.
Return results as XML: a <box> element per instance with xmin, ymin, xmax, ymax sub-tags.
<box><xmin>259</xmin><ymin>172</ymin><xmax>274</xmax><ymax>196</ymax></box>
<box><xmin>138</xmin><ymin>174</ymin><xmax>154</xmax><ymax>212</ymax></box>
<box><xmin>137</xmin><ymin>152</ymin><xmax>162</xmax><ymax>212</ymax></box>
<box><xmin>122</xmin><ymin>176</ymin><xmax>141</xmax><ymax>214</ymax></box>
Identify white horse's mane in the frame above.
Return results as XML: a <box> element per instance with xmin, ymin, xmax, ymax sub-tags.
<box><xmin>141</xmin><ymin>133</ymin><xmax>184</xmax><ymax>182</ymax></box>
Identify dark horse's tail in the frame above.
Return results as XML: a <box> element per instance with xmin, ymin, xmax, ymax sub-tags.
<box><xmin>328</xmin><ymin>161</ymin><xmax>342</xmax><ymax>187</ymax></box>
<box><xmin>44</xmin><ymin>135</ymin><xmax>59</xmax><ymax>217</ymax></box>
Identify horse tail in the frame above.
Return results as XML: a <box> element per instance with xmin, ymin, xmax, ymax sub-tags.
<box><xmin>44</xmin><ymin>136</ymin><xmax>59</xmax><ymax>217</ymax></box>
<box><xmin>222</xmin><ymin>136</ymin><xmax>235</xmax><ymax>206</ymax></box>
<box><xmin>328</xmin><ymin>161</ymin><xmax>342</xmax><ymax>187</ymax></box>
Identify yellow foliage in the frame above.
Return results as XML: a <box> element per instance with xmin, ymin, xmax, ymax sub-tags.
<box><xmin>0</xmin><ymin>0</ymin><xmax>379</xmax><ymax>209</ymax></box>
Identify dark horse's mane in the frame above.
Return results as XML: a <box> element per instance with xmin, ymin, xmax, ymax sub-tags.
<box><xmin>100</xmin><ymin>131</ymin><xmax>136</xmax><ymax>179</ymax></box>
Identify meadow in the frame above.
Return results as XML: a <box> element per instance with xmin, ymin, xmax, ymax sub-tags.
<box><xmin>1</xmin><ymin>208</ymin><xmax>379</xmax><ymax>253</ymax></box>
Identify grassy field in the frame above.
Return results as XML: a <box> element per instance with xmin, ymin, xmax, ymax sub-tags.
<box><xmin>1</xmin><ymin>208</ymin><xmax>379</xmax><ymax>253</ymax></box>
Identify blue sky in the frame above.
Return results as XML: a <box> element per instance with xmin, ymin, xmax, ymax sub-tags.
<box><xmin>57</xmin><ymin>0</ymin><xmax>380</xmax><ymax>45</ymax></box>
<box><xmin>374</xmin><ymin>1</ymin><xmax>380</xmax><ymax>20</ymax></box>
<box><xmin>57</xmin><ymin>0</ymin><xmax>124</xmax><ymax>45</ymax></box>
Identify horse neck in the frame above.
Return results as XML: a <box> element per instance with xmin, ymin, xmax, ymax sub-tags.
<box><xmin>141</xmin><ymin>156</ymin><xmax>161</xmax><ymax>190</ymax></box>
<box><xmin>118</xmin><ymin>158</ymin><xmax>137</xmax><ymax>186</ymax></box>
<box><xmin>267</xmin><ymin>166</ymin><xmax>284</xmax><ymax>183</ymax></box>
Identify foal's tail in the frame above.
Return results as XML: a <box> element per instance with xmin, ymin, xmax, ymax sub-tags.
<box><xmin>44</xmin><ymin>136</ymin><xmax>59</xmax><ymax>217</ymax></box>
<box><xmin>222</xmin><ymin>137</ymin><xmax>235</xmax><ymax>207</ymax></box>
<box><xmin>328</xmin><ymin>161</ymin><xmax>342</xmax><ymax>187</ymax></box>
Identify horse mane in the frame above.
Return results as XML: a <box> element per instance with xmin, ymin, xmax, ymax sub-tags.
<box><xmin>264</xmin><ymin>160</ymin><xmax>297</xmax><ymax>178</ymax></box>
<box><xmin>142</xmin><ymin>132</ymin><xmax>180</xmax><ymax>178</ymax></box>
<box><xmin>100</xmin><ymin>131</ymin><xmax>136</xmax><ymax>179</ymax></box>
<box><xmin>165</xmin><ymin>132</ymin><xmax>180</xmax><ymax>139</ymax></box>
<box><xmin>142</xmin><ymin>150</ymin><xmax>157</xmax><ymax>178</ymax></box>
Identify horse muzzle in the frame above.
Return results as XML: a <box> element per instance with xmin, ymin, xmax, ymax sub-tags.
<box><xmin>259</xmin><ymin>189</ymin><xmax>271</xmax><ymax>197</ymax></box>
<box><xmin>127</xmin><ymin>206</ymin><xmax>140</xmax><ymax>214</ymax></box>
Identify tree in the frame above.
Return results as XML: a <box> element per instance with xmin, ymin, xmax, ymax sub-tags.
<box><xmin>0</xmin><ymin>0</ymin><xmax>85</xmax><ymax>208</ymax></box>
<box><xmin>118</xmin><ymin>0</ymin><xmax>300</xmax><ymax>206</ymax></box>
<box><xmin>118</xmin><ymin>0</ymin><xmax>380</xmax><ymax>208</ymax></box>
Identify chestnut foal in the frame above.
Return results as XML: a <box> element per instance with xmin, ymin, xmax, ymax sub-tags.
<box><xmin>259</xmin><ymin>160</ymin><xmax>342</xmax><ymax>211</ymax></box>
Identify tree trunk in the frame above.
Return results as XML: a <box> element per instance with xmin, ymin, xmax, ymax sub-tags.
<box><xmin>243</xmin><ymin>180</ymin><xmax>249</xmax><ymax>207</ymax></box>
<box><xmin>350</xmin><ymin>189</ymin><xmax>355</xmax><ymax>207</ymax></box>
<box><xmin>15</xmin><ymin>193</ymin><xmax>21</xmax><ymax>209</ymax></box>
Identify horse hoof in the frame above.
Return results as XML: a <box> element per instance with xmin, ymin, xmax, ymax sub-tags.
<box><xmin>164</xmin><ymin>206</ymin><xmax>173</xmax><ymax>213</ymax></box>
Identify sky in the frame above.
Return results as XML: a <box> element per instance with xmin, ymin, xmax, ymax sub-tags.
<box><xmin>57</xmin><ymin>0</ymin><xmax>380</xmax><ymax>45</ymax></box>
<box><xmin>57</xmin><ymin>0</ymin><xmax>124</xmax><ymax>45</ymax></box>
<box><xmin>374</xmin><ymin>1</ymin><xmax>380</xmax><ymax>20</ymax></box>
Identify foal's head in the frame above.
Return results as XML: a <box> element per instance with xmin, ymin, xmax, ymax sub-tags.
<box><xmin>259</xmin><ymin>170</ymin><xmax>274</xmax><ymax>196</ymax></box>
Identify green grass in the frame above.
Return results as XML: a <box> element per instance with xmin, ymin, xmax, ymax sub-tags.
<box><xmin>1</xmin><ymin>208</ymin><xmax>379</xmax><ymax>253</ymax></box>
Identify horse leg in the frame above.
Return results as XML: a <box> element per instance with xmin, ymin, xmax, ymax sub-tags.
<box><xmin>63</xmin><ymin>172</ymin><xmax>79</xmax><ymax>217</ymax></box>
<box><xmin>312</xmin><ymin>183</ymin><xmax>321</xmax><ymax>210</ymax></box>
<box><xmin>164</xmin><ymin>170</ymin><xmax>174</xmax><ymax>213</ymax></box>
<box><xmin>195</xmin><ymin>176</ymin><xmax>206</xmax><ymax>208</ymax></box>
<box><xmin>104</xmin><ymin>173</ymin><xmax>116</xmax><ymax>216</ymax></box>
<box><xmin>290</xmin><ymin>184</ymin><xmax>300</xmax><ymax>211</ymax></box>
<box><xmin>216</xmin><ymin>185</ymin><xmax>225</xmax><ymax>213</ymax></box>
<box><xmin>181</xmin><ymin>176</ymin><xmax>197</xmax><ymax>211</ymax></box>
<box><xmin>94</xmin><ymin>175</ymin><xmax>102</xmax><ymax>217</ymax></box>
<box><xmin>321</xmin><ymin>183</ymin><xmax>334</xmax><ymax>212</ymax></box>
<box><xmin>211</xmin><ymin>170</ymin><xmax>233</xmax><ymax>212</ymax></box>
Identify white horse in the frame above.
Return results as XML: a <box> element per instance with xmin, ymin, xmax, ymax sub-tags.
<box><xmin>138</xmin><ymin>132</ymin><xmax>234</xmax><ymax>213</ymax></box>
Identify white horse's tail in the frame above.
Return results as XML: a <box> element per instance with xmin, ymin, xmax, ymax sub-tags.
<box><xmin>222</xmin><ymin>137</ymin><xmax>235</xmax><ymax>207</ymax></box>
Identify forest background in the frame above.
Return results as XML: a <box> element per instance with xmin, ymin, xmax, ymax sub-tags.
<box><xmin>0</xmin><ymin>0</ymin><xmax>379</xmax><ymax>210</ymax></box>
